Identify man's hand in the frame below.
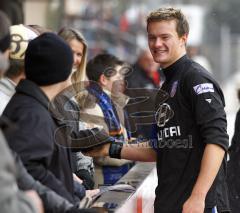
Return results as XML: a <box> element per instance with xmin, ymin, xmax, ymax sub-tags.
<box><xmin>182</xmin><ymin>193</ymin><xmax>205</xmax><ymax>213</ymax></box>
<box><xmin>84</xmin><ymin>143</ymin><xmax>111</xmax><ymax>157</ymax></box>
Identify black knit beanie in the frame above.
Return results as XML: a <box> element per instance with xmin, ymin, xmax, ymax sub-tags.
<box><xmin>25</xmin><ymin>32</ymin><xmax>73</xmax><ymax>86</ymax></box>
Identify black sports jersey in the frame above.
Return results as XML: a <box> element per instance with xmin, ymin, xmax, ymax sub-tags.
<box><xmin>153</xmin><ymin>55</ymin><xmax>230</xmax><ymax>213</ymax></box>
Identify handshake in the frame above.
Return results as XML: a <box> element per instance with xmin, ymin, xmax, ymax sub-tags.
<box><xmin>55</xmin><ymin>127</ymin><xmax>124</xmax><ymax>159</ymax></box>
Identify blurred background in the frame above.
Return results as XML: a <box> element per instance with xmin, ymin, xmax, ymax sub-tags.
<box><xmin>1</xmin><ymin>0</ymin><xmax>240</xmax><ymax>138</ymax></box>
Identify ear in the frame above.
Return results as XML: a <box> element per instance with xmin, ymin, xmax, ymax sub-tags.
<box><xmin>180</xmin><ymin>34</ymin><xmax>188</xmax><ymax>47</ymax></box>
<box><xmin>99</xmin><ymin>74</ymin><xmax>108</xmax><ymax>87</ymax></box>
<box><xmin>20</xmin><ymin>68</ymin><xmax>26</xmax><ymax>79</ymax></box>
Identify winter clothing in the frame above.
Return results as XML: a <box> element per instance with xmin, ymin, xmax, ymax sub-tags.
<box><xmin>25</xmin><ymin>33</ymin><xmax>73</xmax><ymax>86</ymax></box>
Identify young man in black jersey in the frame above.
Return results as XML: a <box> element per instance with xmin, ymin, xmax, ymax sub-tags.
<box><xmin>87</xmin><ymin>7</ymin><xmax>230</xmax><ymax>213</ymax></box>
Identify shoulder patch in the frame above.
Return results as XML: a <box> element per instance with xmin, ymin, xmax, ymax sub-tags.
<box><xmin>193</xmin><ymin>83</ymin><xmax>214</xmax><ymax>95</ymax></box>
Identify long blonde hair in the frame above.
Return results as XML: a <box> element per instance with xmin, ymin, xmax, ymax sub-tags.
<box><xmin>58</xmin><ymin>27</ymin><xmax>87</xmax><ymax>82</ymax></box>
<box><xmin>58</xmin><ymin>27</ymin><xmax>88</xmax><ymax>106</ymax></box>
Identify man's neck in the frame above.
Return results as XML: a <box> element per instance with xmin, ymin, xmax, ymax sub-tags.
<box><xmin>9</xmin><ymin>74</ymin><xmax>24</xmax><ymax>85</ymax></box>
<box><xmin>40</xmin><ymin>81</ymin><xmax>67</xmax><ymax>101</ymax></box>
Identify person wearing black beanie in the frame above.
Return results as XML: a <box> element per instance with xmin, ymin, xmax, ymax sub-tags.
<box><xmin>1</xmin><ymin>13</ymin><xmax>99</xmax><ymax>213</ymax></box>
<box><xmin>25</xmin><ymin>32</ymin><xmax>73</xmax><ymax>86</ymax></box>
<box><xmin>2</xmin><ymin>31</ymin><xmax>88</xmax><ymax>210</ymax></box>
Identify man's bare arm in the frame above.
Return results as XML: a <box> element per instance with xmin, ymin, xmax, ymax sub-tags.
<box><xmin>85</xmin><ymin>142</ymin><xmax>157</xmax><ymax>162</ymax></box>
<box><xmin>182</xmin><ymin>144</ymin><xmax>225</xmax><ymax>213</ymax></box>
<box><xmin>121</xmin><ymin>143</ymin><xmax>157</xmax><ymax>161</ymax></box>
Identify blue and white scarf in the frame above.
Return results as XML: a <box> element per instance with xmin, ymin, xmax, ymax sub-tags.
<box><xmin>87</xmin><ymin>83</ymin><xmax>130</xmax><ymax>141</ymax></box>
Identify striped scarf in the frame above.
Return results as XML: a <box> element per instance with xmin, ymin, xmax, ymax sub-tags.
<box><xmin>87</xmin><ymin>83</ymin><xmax>128</xmax><ymax>140</ymax></box>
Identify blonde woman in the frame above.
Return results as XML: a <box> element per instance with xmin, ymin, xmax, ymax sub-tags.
<box><xmin>57</xmin><ymin>28</ymin><xmax>95</xmax><ymax>190</ymax></box>
<box><xmin>58</xmin><ymin>27</ymin><xmax>87</xmax><ymax>89</ymax></box>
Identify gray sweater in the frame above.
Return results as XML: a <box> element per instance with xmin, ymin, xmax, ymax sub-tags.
<box><xmin>0</xmin><ymin>130</ymin><xmax>37</xmax><ymax>213</ymax></box>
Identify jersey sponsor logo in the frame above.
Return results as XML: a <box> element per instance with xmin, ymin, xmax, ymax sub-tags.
<box><xmin>193</xmin><ymin>83</ymin><xmax>214</xmax><ymax>95</ymax></box>
<box><xmin>155</xmin><ymin>103</ymin><xmax>174</xmax><ymax>127</ymax></box>
<box><xmin>170</xmin><ymin>81</ymin><xmax>178</xmax><ymax>97</ymax></box>
<box><xmin>157</xmin><ymin>125</ymin><xmax>181</xmax><ymax>139</ymax></box>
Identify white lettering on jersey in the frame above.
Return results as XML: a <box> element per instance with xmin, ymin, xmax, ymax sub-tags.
<box><xmin>158</xmin><ymin>125</ymin><xmax>181</xmax><ymax>140</ymax></box>
<box><xmin>193</xmin><ymin>83</ymin><xmax>214</xmax><ymax>95</ymax></box>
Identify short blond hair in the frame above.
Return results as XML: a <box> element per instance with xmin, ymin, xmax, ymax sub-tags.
<box><xmin>147</xmin><ymin>7</ymin><xmax>189</xmax><ymax>37</ymax></box>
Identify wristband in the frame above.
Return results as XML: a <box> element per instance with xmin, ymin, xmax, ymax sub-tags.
<box><xmin>109</xmin><ymin>142</ymin><xmax>123</xmax><ymax>159</ymax></box>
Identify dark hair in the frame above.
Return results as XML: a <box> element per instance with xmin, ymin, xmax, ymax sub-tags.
<box><xmin>5</xmin><ymin>60</ymin><xmax>24</xmax><ymax>78</ymax></box>
<box><xmin>147</xmin><ymin>7</ymin><xmax>189</xmax><ymax>37</ymax></box>
<box><xmin>237</xmin><ymin>88</ymin><xmax>240</xmax><ymax>102</ymax></box>
<box><xmin>0</xmin><ymin>11</ymin><xmax>11</xmax><ymax>39</ymax></box>
<box><xmin>86</xmin><ymin>53</ymin><xmax>124</xmax><ymax>82</ymax></box>
<box><xmin>0</xmin><ymin>11</ymin><xmax>11</xmax><ymax>52</ymax></box>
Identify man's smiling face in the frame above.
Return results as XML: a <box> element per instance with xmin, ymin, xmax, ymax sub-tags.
<box><xmin>147</xmin><ymin>19</ymin><xmax>187</xmax><ymax>68</ymax></box>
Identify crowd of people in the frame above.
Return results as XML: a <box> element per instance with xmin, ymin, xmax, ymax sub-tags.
<box><xmin>0</xmin><ymin>5</ymin><xmax>239</xmax><ymax>213</ymax></box>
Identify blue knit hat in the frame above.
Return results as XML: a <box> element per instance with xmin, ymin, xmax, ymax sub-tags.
<box><xmin>25</xmin><ymin>32</ymin><xmax>73</xmax><ymax>86</ymax></box>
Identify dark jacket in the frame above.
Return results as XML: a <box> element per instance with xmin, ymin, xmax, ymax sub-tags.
<box><xmin>15</xmin><ymin>153</ymin><xmax>75</xmax><ymax>213</ymax></box>
<box><xmin>0</xmin><ymin>129</ymin><xmax>37</xmax><ymax>213</ymax></box>
<box><xmin>0</xmin><ymin>115</ymin><xmax>74</xmax><ymax>212</ymax></box>
<box><xmin>49</xmin><ymin>87</ymin><xmax>95</xmax><ymax>190</ymax></box>
<box><xmin>227</xmin><ymin>108</ymin><xmax>240</xmax><ymax>213</ymax></box>
<box><xmin>3</xmin><ymin>79</ymin><xmax>76</xmax><ymax>204</ymax></box>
